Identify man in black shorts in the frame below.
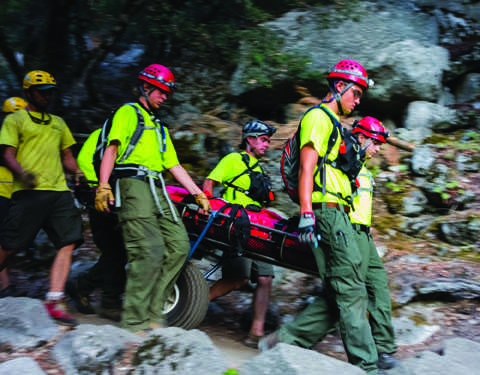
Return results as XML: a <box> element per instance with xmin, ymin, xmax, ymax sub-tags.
<box><xmin>0</xmin><ymin>71</ymin><xmax>84</xmax><ymax>326</ymax></box>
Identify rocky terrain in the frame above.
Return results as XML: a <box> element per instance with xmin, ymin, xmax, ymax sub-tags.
<box><xmin>1</xmin><ymin>1</ymin><xmax>480</xmax><ymax>373</ymax></box>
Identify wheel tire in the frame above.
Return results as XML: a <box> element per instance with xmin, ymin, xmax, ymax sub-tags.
<box><xmin>164</xmin><ymin>261</ymin><xmax>209</xmax><ymax>329</ymax></box>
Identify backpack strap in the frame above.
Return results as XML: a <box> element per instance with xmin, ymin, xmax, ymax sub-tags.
<box><xmin>223</xmin><ymin>153</ymin><xmax>259</xmax><ymax>200</ymax></box>
<box><xmin>309</xmin><ymin>106</ymin><xmax>352</xmax><ymax>206</ymax></box>
<box><xmin>119</xmin><ymin>104</ymin><xmax>145</xmax><ymax>163</ymax></box>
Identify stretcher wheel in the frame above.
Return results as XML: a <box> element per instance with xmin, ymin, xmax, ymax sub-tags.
<box><xmin>165</xmin><ymin>261</ymin><xmax>209</xmax><ymax>329</ymax></box>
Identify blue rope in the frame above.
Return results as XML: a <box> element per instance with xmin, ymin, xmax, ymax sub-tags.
<box><xmin>187</xmin><ymin>210</ymin><xmax>218</xmax><ymax>260</ymax></box>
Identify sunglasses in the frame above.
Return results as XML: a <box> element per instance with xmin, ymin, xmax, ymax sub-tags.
<box><xmin>350</xmin><ymin>86</ymin><xmax>363</xmax><ymax>99</ymax></box>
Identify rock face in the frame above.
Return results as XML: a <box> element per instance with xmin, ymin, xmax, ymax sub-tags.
<box><xmin>0</xmin><ymin>302</ymin><xmax>479</xmax><ymax>375</ymax></box>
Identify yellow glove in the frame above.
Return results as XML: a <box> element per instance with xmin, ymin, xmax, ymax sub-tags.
<box><xmin>95</xmin><ymin>182</ymin><xmax>114</xmax><ymax>212</ymax></box>
<box><xmin>194</xmin><ymin>192</ymin><xmax>211</xmax><ymax>211</ymax></box>
<box><xmin>19</xmin><ymin>171</ymin><xmax>37</xmax><ymax>189</ymax></box>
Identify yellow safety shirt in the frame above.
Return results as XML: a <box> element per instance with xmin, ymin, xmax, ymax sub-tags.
<box><xmin>107</xmin><ymin>103</ymin><xmax>179</xmax><ymax>172</ymax></box>
<box><xmin>207</xmin><ymin>151</ymin><xmax>263</xmax><ymax>208</ymax></box>
<box><xmin>0</xmin><ymin>109</ymin><xmax>76</xmax><ymax>193</ymax></box>
<box><xmin>299</xmin><ymin>104</ymin><xmax>353</xmax><ymax>205</ymax></box>
<box><xmin>350</xmin><ymin>165</ymin><xmax>373</xmax><ymax>226</ymax></box>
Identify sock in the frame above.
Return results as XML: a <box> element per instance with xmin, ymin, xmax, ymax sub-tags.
<box><xmin>46</xmin><ymin>291</ymin><xmax>64</xmax><ymax>301</ymax></box>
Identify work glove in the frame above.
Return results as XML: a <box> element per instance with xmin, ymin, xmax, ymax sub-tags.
<box><xmin>19</xmin><ymin>170</ymin><xmax>37</xmax><ymax>189</ymax></box>
<box><xmin>194</xmin><ymin>192</ymin><xmax>211</xmax><ymax>211</ymax></box>
<box><xmin>95</xmin><ymin>182</ymin><xmax>114</xmax><ymax>212</ymax></box>
<box><xmin>298</xmin><ymin>212</ymin><xmax>321</xmax><ymax>248</ymax></box>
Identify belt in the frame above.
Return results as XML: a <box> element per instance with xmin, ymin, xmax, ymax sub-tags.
<box><xmin>352</xmin><ymin>223</ymin><xmax>370</xmax><ymax>234</ymax></box>
<box><xmin>312</xmin><ymin>202</ymin><xmax>350</xmax><ymax>214</ymax></box>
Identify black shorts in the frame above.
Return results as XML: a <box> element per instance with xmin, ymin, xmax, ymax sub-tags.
<box><xmin>0</xmin><ymin>190</ymin><xmax>83</xmax><ymax>251</ymax></box>
<box><xmin>221</xmin><ymin>257</ymin><xmax>274</xmax><ymax>282</ymax></box>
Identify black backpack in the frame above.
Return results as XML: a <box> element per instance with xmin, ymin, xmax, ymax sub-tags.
<box><xmin>223</xmin><ymin>153</ymin><xmax>274</xmax><ymax>206</ymax></box>
<box><xmin>327</xmin><ymin>127</ymin><xmax>365</xmax><ymax>192</ymax></box>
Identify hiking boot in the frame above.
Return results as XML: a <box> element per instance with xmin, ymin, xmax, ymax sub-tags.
<box><xmin>0</xmin><ymin>285</ymin><xmax>28</xmax><ymax>298</ymax></box>
<box><xmin>99</xmin><ymin>306</ymin><xmax>122</xmax><ymax>322</ymax></box>
<box><xmin>377</xmin><ymin>352</ymin><xmax>397</xmax><ymax>370</ymax></box>
<box><xmin>258</xmin><ymin>331</ymin><xmax>279</xmax><ymax>352</ymax></box>
<box><xmin>44</xmin><ymin>299</ymin><xmax>78</xmax><ymax>327</ymax></box>
<box><xmin>65</xmin><ymin>278</ymin><xmax>95</xmax><ymax>314</ymax></box>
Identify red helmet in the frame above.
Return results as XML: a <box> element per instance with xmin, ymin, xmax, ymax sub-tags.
<box><xmin>352</xmin><ymin>116</ymin><xmax>389</xmax><ymax>143</ymax></box>
<box><xmin>328</xmin><ymin>59</ymin><xmax>373</xmax><ymax>90</ymax></box>
<box><xmin>138</xmin><ymin>64</ymin><xmax>176</xmax><ymax>93</ymax></box>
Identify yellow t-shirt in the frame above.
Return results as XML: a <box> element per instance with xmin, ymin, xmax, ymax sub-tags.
<box><xmin>207</xmin><ymin>152</ymin><xmax>263</xmax><ymax>208</ymax></box>
<box><xmin>299</xmin><ymin>104</ymin><xmax>353</xmax><ymax>205</ymax></box>
<box><xmin>0</xmin><ymin>165</ymin><xmax>13</xmax><ymax>199</ymax></box>
<box><xmin>107</xmin><ymin>103</ymin><xmax>179</xmax><ymax>172</ymax></box>
<box><xmin>77</xmin><ymin>128</ymin><xmax>101</xmax><ymax>183</ymax></box>
<box><xmin>350</xmin><ymin>165</ymin><xmax>373</xmax><ymax>226</ymax></box>
<box><xmin>0</xmin><ymin>110</ymin><xmax>76</xmax><ymax>193</ymax></box>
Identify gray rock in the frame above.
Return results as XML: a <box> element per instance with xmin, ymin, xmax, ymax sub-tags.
<box><xmin>399</xmin><ymin>216</ymin><xmax>435</xmax><ymax>237</ymax></box>
<box><xmin>386</xmin><ymin>349</ymin><xmax>472</xmax><ymax>375</ymax></box>
<box><xmin>442</xmin><ymin>337</ymin><xmax>480</xmax><ymax>373</ymax></box>
<box><xmin>0</xmin><ymin>297</ymin><xmax>59</xmax><ymax>349</ymax></box>
<box><xmin>131</xmin><ymin>327</ymin><xmax>228</xmax><ymax>375</ymax></box>
<box><xmin>417</xmin><ymin>278</ymin><xmax>480</xmax><ymax>300</ymax></box>
<box><xmin>230</xmin><ymin>3</ymin><xmax>440</xmax><ymax>97</ymax></box>
<box><xmin>456</xmin><ymin>153</ymin><xmax>479</xmax><ymax>173</ymax></box>
<box><xmin>410</xmin><ymin>147</ymin><xmax>435</xmax><ymax>176</ymax></box>
<box><xmin>454</xmin><ymin>73</ymin><xmax>480</xmax><ymax>104</ymax></box>
<box><xmin>239</xmin><ymin>343</ymin><xmax>366</xmax><ymax>375</ymax></box>
<box><xmin>401</xmin><ymin>189</ymin><xmax>428</xmax><ymax>217</ymax></box>
<box><xmin>369</xmin><ymin>41</ymin><xmax>449</xmax><ymax>103</ymax></box>
<box><xmin>404</xmin><ymin>101</ymin><xmax>458</xmax><ymax>140</ymax></box>
<box><xmin>392</xmin><ymin>316</ymin><xmax>440</xmax><ymax>346</ymax></box>
<box><xmin>53</xmin><ymin>324</ymin><xmax>141</xmax><ymax>375</ymax></box>
<box><xmin>0</xmin><ymin>357</ymin><xmax>46</xmax><ymax>375</ymax></box>
<box><xmin>439</xmin><ymin>218</ymin><xmax>480</xmax><ymax>245</ymax></box>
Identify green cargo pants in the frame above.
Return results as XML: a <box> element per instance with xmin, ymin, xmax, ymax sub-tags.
<box><xmin>278</xmin><ymin>206</ymin><xmax>378</xmax><ymax>374</ymax></box>
<box><xmin>117</xmin><ymin>178</ymin><xmax>190</xmax><ymax>332</ymax></box>
<box><xmin>355</xmin><ymin>227</ymin><xmax>397</xmax><ymax>354</ymax></box>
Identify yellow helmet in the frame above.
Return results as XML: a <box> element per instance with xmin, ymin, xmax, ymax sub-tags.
<box><xmin>2</xmin><ymin>97</ymin><xmax>28</xmax><ymax>113</ymax></box>
<box><xmin>23</xmin><ymin>70</ymin><xmax>57</xmax><ymax>90</ymax></box>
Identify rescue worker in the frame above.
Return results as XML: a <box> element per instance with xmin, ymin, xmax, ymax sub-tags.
<box><xmin>94</xmin><ymin>64</ymin><xmax>211</xmax><ymax>335</ymax></box>
<box><xmin>66</xmin><ymin>128</ymin><xmax>127</xmax><ymax>321</ymax></box>
<box><xmin>351</xmin><ymin>116</ymin><xmax>397</xmax><ymax>370</ymax></box>
<box><xmin>260</xmin><ymin>60</ymin><xmax>379</xmax><ymax>374</ymax></box>
<box><xmin>0</xmin><ymin>97</ymin><xmax>28</xmax><ymax>298</ymax></box>
<box><xmin>203</xmin><ymin>120</ymin><xmax>276</xmax><ymax>349</ymax></box>
<box><xmin>0</xmin><ymin>71</ymin><xmax>84</xmax><ymax>326</ymax></box>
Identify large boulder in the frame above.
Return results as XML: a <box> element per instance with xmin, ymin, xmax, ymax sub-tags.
<box><xmin>53</xmin><ymin>324</ymin><xmax>141</xmax><ymax>375</ymax></box>
<box><xmin>239</xmin><ymin>343</ymin><xmax>366</xmax><ymax>375</ymax></box>
<box><xmin>368</xmin><ymin>40</ymin><xmax>449</xmax><ymax>104</ymax></box>
<box><xmin>131</xmin><ymin>327</ymin><xmax>229</xmax><ymax>375</ymax></box>
<box><xmin>0</xmin><ymin>297</ymin><xmax>59</xmax><ymax>350</ymax></box>
<box><xmin>231</xmin><ymin>2</ymin><xmax>439</xmax><ymax>98</ymax></box>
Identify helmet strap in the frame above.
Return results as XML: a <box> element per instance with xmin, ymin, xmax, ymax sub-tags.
<box><xmin>139</xmin><ymin>84</ymin><xmax>159</xmax><ymax>115</ymax></box>
<box><xmin>329</xmin><ymin>81</ymin><xmax>353</xmax><ymax>116</ymax></box>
